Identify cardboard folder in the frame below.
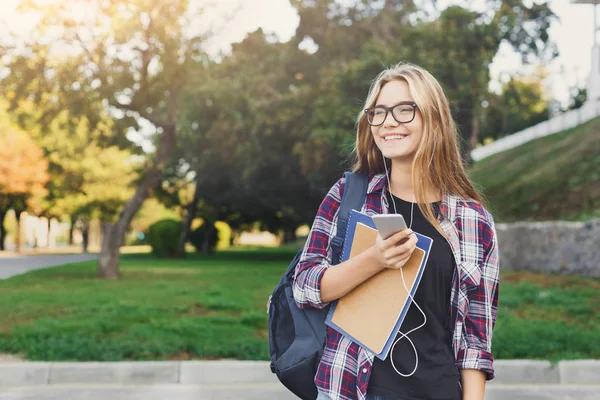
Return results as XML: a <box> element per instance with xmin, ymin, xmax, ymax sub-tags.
<box><xmin>325</xmin><ymin>210</ymin><xmax>432</xmax><ymax>360</ymax></box>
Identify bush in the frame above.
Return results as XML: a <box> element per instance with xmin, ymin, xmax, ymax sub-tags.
<box><xmin>146</xmin><ymin>219</ymin><xmax>182</xmax><ymax>257</ymax></box>
<box><xmin>214</xmin><ymin>221</ymin><xmax>232</xmax><ymax>250</ymax></box>
<box><xmin>189</xmin><ymin>222</ymin><xmax>220</xmax><ymax>253</ymax></box>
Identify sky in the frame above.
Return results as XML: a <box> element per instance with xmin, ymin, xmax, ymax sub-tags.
<box><xmin>0</xmin><ymin>0</ymin><xmax>596</xmax><ymax>107</ymax></box>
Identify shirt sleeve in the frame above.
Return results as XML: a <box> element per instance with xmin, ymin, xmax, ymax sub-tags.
<box><xmin>457</xmin><ymin>211</ymin><xmax>500</xmax><ymax>380</ymax></box>
<box><xmin>292</xmin><ymin>176</ymin><xmax>345</xmax><ymax>310</ymax></box>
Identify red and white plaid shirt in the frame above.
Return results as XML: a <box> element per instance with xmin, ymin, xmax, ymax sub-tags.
<box><xmin>293</xmin><ymin>173</ymin><xmax>500</xmax><ymax>400</ymax></box>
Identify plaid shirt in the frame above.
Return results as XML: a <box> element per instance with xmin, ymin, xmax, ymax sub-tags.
<box><xmin>293</xmin><ymin>173</ymin><xmax>500</xmax><ymax>400</ymax></box>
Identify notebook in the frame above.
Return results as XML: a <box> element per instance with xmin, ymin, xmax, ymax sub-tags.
<box><xmin>324</xmin><ymin>209</ymin><xmax>432</xmax><ymax>360</ymax></box>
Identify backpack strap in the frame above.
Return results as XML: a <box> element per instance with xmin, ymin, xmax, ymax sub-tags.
<box><xmin>330</xmin><ymin>172</ymin><xmax>369</xmax><ymax>265</ymax></box>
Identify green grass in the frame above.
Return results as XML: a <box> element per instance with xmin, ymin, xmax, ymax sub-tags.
<box><xmin>470</xmin><ymin>117</ymin><xmax>600</xmax><ymax>222</ymax></box>
<box><xmin>492</xmin><ymin>270</ymin><xmax>600</xmax><ymax>361</ymax></box>
<box><xmin>0</xmin><ymin>248</ymin><xmax>598</xmax><ymax>361</ymax></box>
<box><xmin>0</xmin><ymin>249</ymin><xmax>296</xmax><ymax>361</ymax></box>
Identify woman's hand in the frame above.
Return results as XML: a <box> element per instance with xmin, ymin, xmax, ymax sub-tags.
<box><xmin>372</xmin><ymin>228</ymin><xmax>418</xmax><ymax>270</ymax></box>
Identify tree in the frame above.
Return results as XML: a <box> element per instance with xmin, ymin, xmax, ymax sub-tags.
<box><xmin>7</xmin><ymin>98</ymin><xmax>130</xmax><ymax>252</ymax></box>
<box><xmin>51</xmin><ymin>137</ymin><xmax>138</xmax><ymax>253</ymax></box>
<box><xmin>4</xmin><ymin>0</ymin><xmax>208</xmax><ymax>278</ymax></box>
<box><xmin>481</xmin><ymin>72</ymin><xmax>550</xmax><ymax>141</ymax></box>
<box><xmin>291</xmin><ymin>0</ymin><xmax>557</xmax><ymax>161</ymax></box>
<box><xmin>174</xmin><ymin>29</ymin><xmax>324</xmax><ymax>249</ymax></box>
<box><xmin>568</xmin><ymin>87</ymin><xmax>586</xmax><ymax>111</ymax></box>
<box><xmin>0</xmin><ymin>104</ymin><xmax>49</xmax><ymax>251</ymax></box>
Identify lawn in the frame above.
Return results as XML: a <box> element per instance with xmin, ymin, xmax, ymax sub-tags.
<box><xmin>0</xmin><ymin>247</ymin><xmax>599</xmax><ymax>362</ymax></box>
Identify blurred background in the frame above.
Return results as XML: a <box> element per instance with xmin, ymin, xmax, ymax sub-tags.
<box><xmin>0</xmin><ymin>0</ymin><xmax>598</xmax><ymax>377</ymax></box>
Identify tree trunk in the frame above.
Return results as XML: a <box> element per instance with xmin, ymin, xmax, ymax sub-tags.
<box><xmin>177</xmin><ymin>177</ymin><xmax>202</xmax><ymax>257</ymax></box>
<box><xmin>465</xmin><ymin>113</ymin><xmax>480</xmax><ymax>166</ymax></box>
<box><xmin>199</xmin><ymin>214</ymin><xmax>218</xmax><ymax>254</ymax></box>
<box><xmin>15</xmin><ymin>210</ymin><xmax>23</xmax><ymax>253</ymax></box>
<box><xmin>81</xmin><ymin>219</ymin><xmax>90</xmax><ymax>253</ymax></box>
<box><xmin>0</xmin><ymin>209</ymin><xmax>6</xmax><ymax>251</ymax></box>
<box><xmin>97</xmin><ymin>124</ymin><xmax>177</xmax><ymax>279</ymax></box>
<box><xmin>230</xmin><ymin>228</ymin><xmax>239</xmax><ymax>246</ymax></box>
<box><xmin>98</xmin><ymin>222</ymin><xmax>120</xmax><ymax>279</ymax></box>
<box><xmin>201</xmin><ymin>223</ymin><xmax>216</xmax><ymax>254</ymax></box>
<box><xmin>282</xmin><ymin>227</ymin><xmax>297</xmax><ymax>244</ymax></box>
<box><xmin>69</xmin><ymin>215</ymin><xmax>77</xmax><ymax>246</ymax></box>
<box><xmin>46</xmin><ymin>217</ymin><xmax>52</xmax><ymax>249</ymax></box>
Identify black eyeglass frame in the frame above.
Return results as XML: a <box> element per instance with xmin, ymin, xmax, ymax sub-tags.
<box><xmin>364</xmin><ymin>101</ymin><xmax>418</xmax><ymax>126</ymax></box>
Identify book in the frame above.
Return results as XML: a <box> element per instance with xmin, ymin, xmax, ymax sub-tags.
<box><xmin>324</xmin><ymin>209</ymin><xmax>433</xmax><ymax>360</ymax></box>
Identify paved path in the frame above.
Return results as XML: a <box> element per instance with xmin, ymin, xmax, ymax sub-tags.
<box><xmin>1</xmin><ymin>384</ymin><xmax>599</xmax><ymax>400</ymax></box>
<box><xmin>0</xmin><ymin>254</ymin><xmax>98</xmax><ymax>279</ymax></box>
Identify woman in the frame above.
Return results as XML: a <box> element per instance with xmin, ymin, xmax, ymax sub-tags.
<box><xmin>292</xmin><ymin>62</ymin><xmax>499</xmax><ymax>400</ymax></box>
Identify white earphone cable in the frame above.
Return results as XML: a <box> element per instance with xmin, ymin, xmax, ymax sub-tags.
<box><xmin>380</xmin><ymin>144</ymin><xmax>435</xmax><ymax>377</ymax></box>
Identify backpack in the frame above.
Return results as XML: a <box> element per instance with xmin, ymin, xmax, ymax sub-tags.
<box><xmin>267</xmin><ymin>172</ymin><xmax>369</xmax><ymax>400</ymax></box>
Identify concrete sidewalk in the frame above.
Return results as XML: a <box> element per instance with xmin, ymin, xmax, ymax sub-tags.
<box><xmin>1</xmin><ymin>360</ymin><xmax>599</xmax><ymax>400</ymax></box>
<box><xmin>0</xmin><ymin>254</ymin><xmax>98</xmax><ymax>279</ymax></box>
<box><xmin>2</xmin><ymin>383</ymin><xmax>600</xmax><ymax>400</ymax></box>
<box><xmin>1</xmin><ymin>360</ymin><xmax>598</xmax><ymax>387</ymax></box>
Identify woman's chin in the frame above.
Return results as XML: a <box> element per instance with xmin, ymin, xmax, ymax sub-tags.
<box><xmin>381</xmin><ymin>148</ymin><xmax>415</xmax><ymax>161</ymax></box>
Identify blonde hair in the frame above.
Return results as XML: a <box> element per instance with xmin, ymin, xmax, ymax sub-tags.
<box><xmin>352</xmin><ymin>61</ymin><xmax>483</xmax><ymax>235</ymax></box>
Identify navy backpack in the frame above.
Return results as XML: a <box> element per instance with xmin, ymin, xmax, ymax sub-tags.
<box><xmin>267</xmin><ymin>172</ymin><xmax>368</xmax><ymax>400</ymax></box>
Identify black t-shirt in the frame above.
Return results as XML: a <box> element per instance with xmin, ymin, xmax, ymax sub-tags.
<box><xmin>366</xmin><ymin>191</ymin><xmax>461</xmax><ymax>400</ymax></box>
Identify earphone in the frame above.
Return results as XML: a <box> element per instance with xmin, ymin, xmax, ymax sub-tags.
<box><xmin>380</xmin><ymin>138</ymin><xmax>436</xmax><ymax>377</ymax></box>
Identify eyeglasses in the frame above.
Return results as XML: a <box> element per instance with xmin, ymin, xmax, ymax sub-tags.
<box><xmin>364</xmin><ymin>102</ymin><xmax>418</xmax><ymax>126</ymax></box>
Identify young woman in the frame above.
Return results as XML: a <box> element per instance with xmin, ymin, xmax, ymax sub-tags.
<box><xmin>293</xmin><ymin>62</ymin><xmax>499</xmax><ymax>400</ymax></box>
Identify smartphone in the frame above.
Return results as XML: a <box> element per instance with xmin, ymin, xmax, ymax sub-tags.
<box><xmin>372</xmin><ymin>213</ymin><xmax>409</xmax><ymax>240</ymax></box>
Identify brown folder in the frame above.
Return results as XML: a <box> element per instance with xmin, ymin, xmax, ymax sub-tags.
<box><xmin>329</xmin><ymin>222</ymin><xmax>426</xmax><ymax>356</ymax></box>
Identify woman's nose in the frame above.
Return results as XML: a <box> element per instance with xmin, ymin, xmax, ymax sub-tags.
<box><xmin>383</xmin><ymin>111</ymin><xmax>399</xmax><ymax>127</ymax></box>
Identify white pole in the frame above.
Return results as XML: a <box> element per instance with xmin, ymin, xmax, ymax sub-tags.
<box><xmin>595</xmin><ymin>4</ymin><xmax>598</xmax><ymax>47</ymax></box>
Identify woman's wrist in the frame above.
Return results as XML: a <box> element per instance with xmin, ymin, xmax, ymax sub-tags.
<box><xmin>363</xmin><ymin>245</ymin><xmax>385</xmax><ymax>274</ymax></box>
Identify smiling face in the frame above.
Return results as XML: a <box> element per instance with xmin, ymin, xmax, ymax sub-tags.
<box><xmin>370</xmin><ymin>79</ymin><xmax>423</xmax><ymax>161</ymax></box>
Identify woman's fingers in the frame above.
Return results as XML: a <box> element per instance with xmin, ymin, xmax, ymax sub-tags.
<box><xmin>384</xmin><ymin>233</ymin><xmax>417</xmax><ymax>259</ymax></box>
<box><xmin>381</xmin><ymin>228</ymin><xmax>413</xmax><ymax>251</ymax></box>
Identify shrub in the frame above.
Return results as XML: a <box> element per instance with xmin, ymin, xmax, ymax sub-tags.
<box><xmin>214</xmin><ymin>221</ymin><xmax>232</xmax><ymax>250</ymax></box>
<box><xmin>189</xmin><ymin>222</ymin><xmax>219</xmax><ymax>253</ymax></box>
<box><xmin>146</xmin><ymin>219</ymin><xmax>182</xmax><ymax>257</ymax></box>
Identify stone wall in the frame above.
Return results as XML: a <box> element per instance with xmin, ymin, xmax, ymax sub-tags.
<box><xmin>496</xmin><ymin>219</ymin><xmax>600</xmax><ymax>278</ymax></box>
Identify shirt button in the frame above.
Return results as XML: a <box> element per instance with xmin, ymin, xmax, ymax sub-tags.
<box><xmin>362</xmin><ymin>367</ymin><xmax>368</xmax><ymax>374</ymax></box>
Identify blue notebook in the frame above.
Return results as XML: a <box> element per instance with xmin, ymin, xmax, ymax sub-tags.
<box><xmin>325</xmin><ymin>209</ymin><xmax>433</xmax><ymax>360</ymax></box>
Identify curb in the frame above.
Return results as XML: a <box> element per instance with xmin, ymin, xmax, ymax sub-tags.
<box><xmin>0</xmin><ymin>360</ymin><xmax>599</xmax><ymax>387</ymax></box>
<box><xmin>0</xmin><ymin>360</ymin><xmax>277</xmax><ymax>387</ymax></box>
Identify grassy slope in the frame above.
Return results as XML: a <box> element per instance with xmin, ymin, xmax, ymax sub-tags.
<box><xmin>469</xmin><ymin>117</ymin><xmax>600</xmax><ymax>222</ymax></box>
<box><xmin>0</xmin><ymin>248</ymin><xmax>599</xmax><ymax>361</ymax></box>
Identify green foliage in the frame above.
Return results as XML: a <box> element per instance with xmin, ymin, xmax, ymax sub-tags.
<box><xmin>0</xmin><ymin>250</ymin><xmax>598</xmax><ymax>362</ymax></box>
<box><xmin>215</xmin><ymin>221</ymin><xmax>232</xmax><ymax>250</ymax></box>
<box><xmin>189</xmin><ymin>222</ymin><xmax>219</xmax><ymax>253</ymax></box>
<box><xmin>1</xmin><ymin>0</ymin><xmax>559</xmax><ymax>245</ymax></box>
<box><xmin>127</xmin><ymin>198</ymin><xmax>181</xmax><ymax>246</ymax></box>
<box><xmin>1</xmin><ymin>0</ymin><xmax>206</xmax><ymax>275</ymax></box>
<box><xmin>470</xmin><ymin>117</ymin><xmax>600</xmax><ymax>221</ymax></box>
<box><xmin>146</xmin><ymin>219</ymin><xmax>182</xmax><ymax>258</ymax></box>
<box><xmin>481</xmin><ymin>72</ymin><xmax>550</xmax><ymax>141</ymax></box>
<box><xmin>569</xmin><ymin>87</ymin><xmax>586</xmax><ymax>111</ymax></box>
<box><xmin>169</xmin><ymin>0</ymin><xmax>558</xmax><ymax>237</ymax></box>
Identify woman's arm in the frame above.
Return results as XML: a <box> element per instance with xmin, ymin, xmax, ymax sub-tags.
<box><xmin>320</xmin><ymin>229</ymin><xmax>416</xmax><ymax>303</ymax></box>
<box><xmin>292</xmin><ymin>175</ymin><xmax>417</xmax><ymax>308</ymax></box>
<box><xmin>292</xmin><ymin>177</ymin><xmax>346</xmax><ymax>310</ymax></box>
<box><xmin>457</xmin><ymin>210</ymin><xmax>500</xmax><ymax>382</ymax></box>
<box><xmin>460</xmin><ymin>369</ymin><xmax>486</xmax><ymax>400</ymax></box>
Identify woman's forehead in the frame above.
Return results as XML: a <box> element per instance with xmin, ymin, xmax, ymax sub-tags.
<box><xmin>376</xmin><ymin>80</ymin><xmax>415</xmax><ymax>105</ymax></box>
